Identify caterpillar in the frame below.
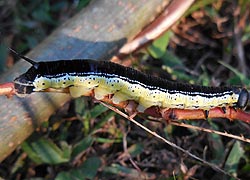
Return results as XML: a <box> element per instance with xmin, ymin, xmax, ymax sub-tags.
<box><xmin>12</xmin><ymin>51</ymin><xmax>249</xmax><ymax>117</ymax></box>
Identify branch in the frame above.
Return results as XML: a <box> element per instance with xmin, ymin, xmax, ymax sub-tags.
<box><xmin>113</xmin><ymin>0</ymin><xmax>195</xmax><ymax>60</ymax></box>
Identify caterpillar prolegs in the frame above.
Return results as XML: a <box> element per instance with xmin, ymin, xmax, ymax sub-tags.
<box><xmin>12</xmin><ymin>53</ymin><xmax>249</xmax><ymax>118</ymax></box>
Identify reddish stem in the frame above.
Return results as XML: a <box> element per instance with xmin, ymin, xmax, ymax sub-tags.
<box><xmin>0</xmin><ymin>82</ymin><xmax>16</xmax><ymax>98</ymax></box>
<box><xmin>161</xmin><ymin>107</ymin><xmax>250</xmax><ymax>123</ymax></box>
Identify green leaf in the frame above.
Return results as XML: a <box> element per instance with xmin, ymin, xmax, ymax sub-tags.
<box><xmin>22</xmin><ymin>137</ymin><xmax>71</xmax><ymax>164</ymax></box>
<box><xmin>147</xmin><ymin>31</ymin><xmax>173</xmax><ymax>58</ymax></box>
<box><xmin>90</xmin><ymin>104</ymin><xmax>109</xmax><ymax>118</ymax></box>
<box><xmin>75</xmin><ymin>98</ymin><xmax>109</xmax><ymax>119</ymax></box>
<box><xmin>83</xmin><ymin>103</ymin><xmax>109</xmax><ymax>135</ymax></box>
<box><xmin>207</xmin><ymin>122</ymin><xmax>224</xmax><ymax>163</ymax></box>
<box><xmin>31</xmin><ymin>0</ymin><xmax>56</xmax><ymax>25</ymax></box>
<box><xmin>185</xmin><ymin>0</ymin><xmax>217</xmax><ymax>16</ymax></box>
<box><xmin>74</xmin><ymin>97</ymin><xmax>88</xmax><ymax>117</ymax></box>
<box><xmin>160</xmin><ymin>51</ymin><xmax>196</xmax><ymax>82</ymax></box>
<box><xmin>60</xmin><ymin>141</ymin><xmax>72</xmax><ymax>161</ymax></box>
<box><xmin>104</xmin><ymin>164</ymin><xmax>132</xmax><ymax>174</ymax></box>
<box><xmin>91</xmin><ymin>111</ymin><xmax>116</xmax><ymax>132</ymax></box>
<box><xmin>127</xmin><ymin>143</ymin><xmax>144</xmax><ymax>157</ymax></box>
<box><xmin>72</xmin><ymin>136</ymin><xmax>94</xmax><ymax>158</ymax></box>
<box><xmin>78</xmin><ymin>157</ymin><xmax>101</xmax><ymax>179</ymax></box>
<box><xmin>225</xmin><ymin>141</ymin><xmax>244</xmax><ymax>175</ymax></box>
<box><xmin>218</xmin><ymin>61</ymin><xmax>250</xmax><ymax>85</ymax></box>
<box><xmin>21</xmin><ymin>141</ymin><xmax>43</xmax><ymax>164</ymax></box>
<box><xmin>55</xmin><ymin>172</ymin><xmax>72</xmax><ymax>180</ymax></box>
<box><xmin>103</xmin><ymin>163</ymin><xmax>155</xmax><ymax>178</ymax></box>
<box><xmin>55</xmin><ymin>157</ymin><xmax>101</xmax><ymax>180</ymax></box>
<box><xmin>161</xmin><ymin>51</ymin><xmax>184</xmax><ymax>67</ymax></box>
<box><xmin>95</xmin><ymin>137</ymin><xmax>122</xmax><ymax>143</ymax></box>
<box><xmin>103</xmin><ymin>163</ymin><xmax>137</xmax><ymax>175</ymax></box>
<box><xmin>77</xmin><ymin>0</ymin><xmax>91</xmax><ymax>10</ymax></box>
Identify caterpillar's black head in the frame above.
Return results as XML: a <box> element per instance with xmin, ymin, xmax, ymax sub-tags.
<box><xmin>237</xmin><ymin>88</ymin><xmax>249</xmax><ymax>109</ymax></box>
<box><xmin>14</xmin><ymin>66</ymin><xmax>38</xmax><ymax>94</ymax></box>
<box><xmin>9</xmin><ymin>48</ymin><xmax>39</xmax><ymax>94</ymax></box>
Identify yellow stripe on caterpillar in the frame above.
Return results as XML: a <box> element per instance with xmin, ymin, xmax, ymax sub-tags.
<box><xmin>32</xmin><ymin>73</ymin><xmax>241</xmax><ymax>112</ymax></box>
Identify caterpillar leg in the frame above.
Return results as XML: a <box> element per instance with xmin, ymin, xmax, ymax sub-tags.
<box><xmin>221</xmin><ymin>107</ymin><xmax>226</xmax><ymax>114</ymax></box>
<box><xmin>124</xmin><ymin>100</ymin><xmax>138</xmax><ymax>118</ymax></box>
<box><xmin>204</xmin><ymin>110</ymin><xmax>209</xmax><ymax>119</ymax></box>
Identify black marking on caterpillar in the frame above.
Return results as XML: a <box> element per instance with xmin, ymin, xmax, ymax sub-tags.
<box><xmin>11</xmin><ymin>49</ymin><xmax>249</xmax><ymax>113</ymax></box>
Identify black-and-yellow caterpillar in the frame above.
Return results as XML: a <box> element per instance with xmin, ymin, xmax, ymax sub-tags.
<box><xmin>13</xmin><ymin>51</ymin><xmax>249</xmax><ymax>117</ymax></box>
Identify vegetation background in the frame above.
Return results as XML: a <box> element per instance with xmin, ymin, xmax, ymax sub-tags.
<box><xmin>0</xmin><ymin>0</ymin><xmax>250</xmax><ymax>179</ymax></box>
